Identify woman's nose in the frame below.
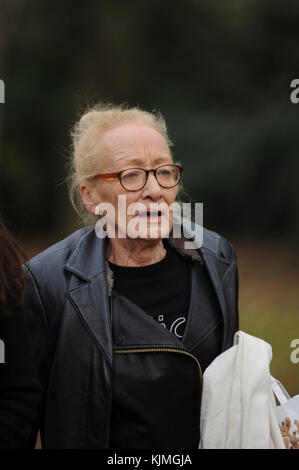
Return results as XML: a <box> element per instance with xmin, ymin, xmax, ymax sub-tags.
<box><xmin>142</xmin><ymin>171</ymin><xmax>162</xmax><ymax>198</ymax></box>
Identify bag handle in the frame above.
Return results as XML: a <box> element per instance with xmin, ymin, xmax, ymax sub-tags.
<box><xmin>271</xmin><ymin>376</ymin><xmax>291</xmax><ymax>405</ymax></box>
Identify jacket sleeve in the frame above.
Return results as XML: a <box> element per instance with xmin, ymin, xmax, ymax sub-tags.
<box><xmin>0</xmin><ymin>265</ymin><xmax>52</xmax><ymax>448</ymax></box>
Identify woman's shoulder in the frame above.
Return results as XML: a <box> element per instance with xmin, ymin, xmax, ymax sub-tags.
<box><xmin>27</xmin><ymin>226</ymin><xmax>94</xmax><ymax>269</ymax></box>
<box><xmin>173</xmin><ymin>216</ymin><xmax>237</xmax><ymax>262</ymax></box>
<box><xmin>24</xmin><ymin>226</ymin><xmax>97</xmax><ymax>296</ymax></box>
<box><xmin>21</xmin><ymin>227</ymin><xmax>97</xmax><ymax>331</ymax></box>
<box><xmin>180</xmin><ymin>218</ymin><xmax>237</xmax><ymax>261</ymax></box>
<box><xmin>201</xmin><ymin>227</ymin><xmax>237</xmax><ymax>261</ymax></box>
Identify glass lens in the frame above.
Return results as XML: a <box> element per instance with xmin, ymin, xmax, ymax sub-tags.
<box><xmin>120</xmin><ymin>168</ymin><xmax>146</xmax><ymax>190</ymax></box>
<box><xmin>156</xmin><ymin>165</ymin><xmax>181</xmax><ymax>187</ymax></box>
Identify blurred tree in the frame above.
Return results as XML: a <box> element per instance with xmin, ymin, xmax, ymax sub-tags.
<box><xmin>0</xmin><ymin>0</ymin><xmax>299</xmax><ymax>238</ymax></box>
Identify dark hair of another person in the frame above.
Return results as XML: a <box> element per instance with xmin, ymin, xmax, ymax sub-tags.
<box><xmin>0</xmin><ymin>218</ymin><xmax>26</xmax><ymax>313</ymax></box>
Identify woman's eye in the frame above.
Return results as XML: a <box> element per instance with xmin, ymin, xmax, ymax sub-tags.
<box><xmin>123</xmin><ymin>172</ymin><xmax>138</xmax><ymax>179</ymax></box>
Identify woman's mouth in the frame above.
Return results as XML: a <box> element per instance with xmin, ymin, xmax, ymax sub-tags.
<box><xmin>138</xmin><ymin>210</ymin><xmax>163</xmax><ymax>218</ymax></box>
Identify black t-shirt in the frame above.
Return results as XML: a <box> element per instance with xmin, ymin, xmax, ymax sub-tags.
<box><xmin>107</xmin><ymin>239</ymin><xmax>190</xmax><ymax>339</ymax></box>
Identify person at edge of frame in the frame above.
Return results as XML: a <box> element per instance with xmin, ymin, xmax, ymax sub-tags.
<box><xmin>0</xmin><ymin>217</ymin><xmax>42</xmax><ymax>448</ymax></box>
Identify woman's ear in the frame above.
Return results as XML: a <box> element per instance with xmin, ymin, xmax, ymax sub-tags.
<box><xmin>80</xmin><ymin>184</ymin><xmax>100</xmax><ymax>215</ymax></box>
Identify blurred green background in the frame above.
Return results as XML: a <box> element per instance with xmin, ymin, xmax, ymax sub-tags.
<box><xmin>0</xmin><ymin>0</ymin><xmax>298</xmax><ymax>395</ymax></box>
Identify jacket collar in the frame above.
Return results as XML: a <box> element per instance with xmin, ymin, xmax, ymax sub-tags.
<box><xmin>64</xmin><ymin>216</ymin><xmax>218</xmax><ymax>282</ymax></box>
<box><xmin>64</xmin><ymin>218</ymin><xmax>233</xmax><ymax>299</ymax></box>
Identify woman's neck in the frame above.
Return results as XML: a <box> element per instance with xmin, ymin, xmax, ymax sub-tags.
<box><xmin>106</xmin><ymin>237</ymin><xmax>166</xmax><ymax>267</ymax></box>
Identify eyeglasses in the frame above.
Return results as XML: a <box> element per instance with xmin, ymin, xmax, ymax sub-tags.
<box><xmin>92</xmin><ymin>164</ymin><xmax>184</xmax><ymax>191</ymax></box>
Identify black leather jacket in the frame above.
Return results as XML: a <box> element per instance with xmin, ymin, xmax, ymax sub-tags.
<box><xmin>22</xmin><ymin>222</ymin><xmax>239</xmax><ymax>448</ymax></box>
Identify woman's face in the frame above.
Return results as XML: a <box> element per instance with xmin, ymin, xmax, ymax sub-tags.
<box><xmin>80</xmin><ymin>123</ymin><xmax>178</xmax><ymax>240</ymax></box>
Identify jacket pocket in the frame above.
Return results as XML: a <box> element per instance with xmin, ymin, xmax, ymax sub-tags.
<box><xmin>109</xmin><ymin>347</ymin><xmax>202</xmax><ymax>449</ymax></box>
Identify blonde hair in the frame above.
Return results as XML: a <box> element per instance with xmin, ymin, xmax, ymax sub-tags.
<box><xmin>68</xmin><ymin>103</ymin><xmax>178</xmax><ymax>224</ymax></box>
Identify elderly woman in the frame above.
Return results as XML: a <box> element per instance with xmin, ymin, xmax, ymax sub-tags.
<box><xmin>22</xmin><ymin>104</ymin><xmax>239</xmax><ymax>449</ymax></box>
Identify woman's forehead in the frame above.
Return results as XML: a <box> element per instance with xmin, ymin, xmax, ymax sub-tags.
<box><xmin>98</xmin><ymin>124</ymin><xmax>172</xmax><ymax>168</ymax></box>
<box><xmin>100</xmin><ymin>124</ymin><xmax>170</xmax><ymax>152</ymax></box>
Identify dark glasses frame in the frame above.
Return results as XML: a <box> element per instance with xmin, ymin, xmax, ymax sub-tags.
<box><xmin>91</xmin><ymin>164</ymin><xmax>184</xmax><ymax>191</ymax></box>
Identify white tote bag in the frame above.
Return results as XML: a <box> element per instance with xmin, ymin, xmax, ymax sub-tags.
<box><xmin>271</xmin><ymin>377</ymin><xmax>299</xmax><ymax>449</ymax></box>
<box><xmin>199</xmin><ymin>331</ymin><xmax>286</xmax><ymax>448</ymax></box>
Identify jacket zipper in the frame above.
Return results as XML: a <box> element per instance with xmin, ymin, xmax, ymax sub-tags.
<box><xmin>114</xmin><ymin>347</ymin><xmax>202</xmax><ymax>382</ymax></box>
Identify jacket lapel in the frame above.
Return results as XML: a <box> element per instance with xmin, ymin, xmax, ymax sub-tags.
<box><xmin>169</xmin><ymin>217</ymin><xmax>236</xmax><ymax>352</ymax></box>
<box><xmin>64</xmin><ymin>228</ymin><xmax>113</xmax><ymax>366</ymax></box>
<box><xmin>198</xmin><ymin>248</ymin><xmax>233</xmax><ymax>352</ymax></box>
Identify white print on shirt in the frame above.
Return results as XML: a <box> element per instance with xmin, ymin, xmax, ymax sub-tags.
<box><xmin>154</xmin><ymin>314</ymin><xmax>186</xmax><ymax>339</ymax></box>
<box><xmin>170</xmin><ymin>317</ymin><xmax>187</xmax><ymax>338</ymax></box>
